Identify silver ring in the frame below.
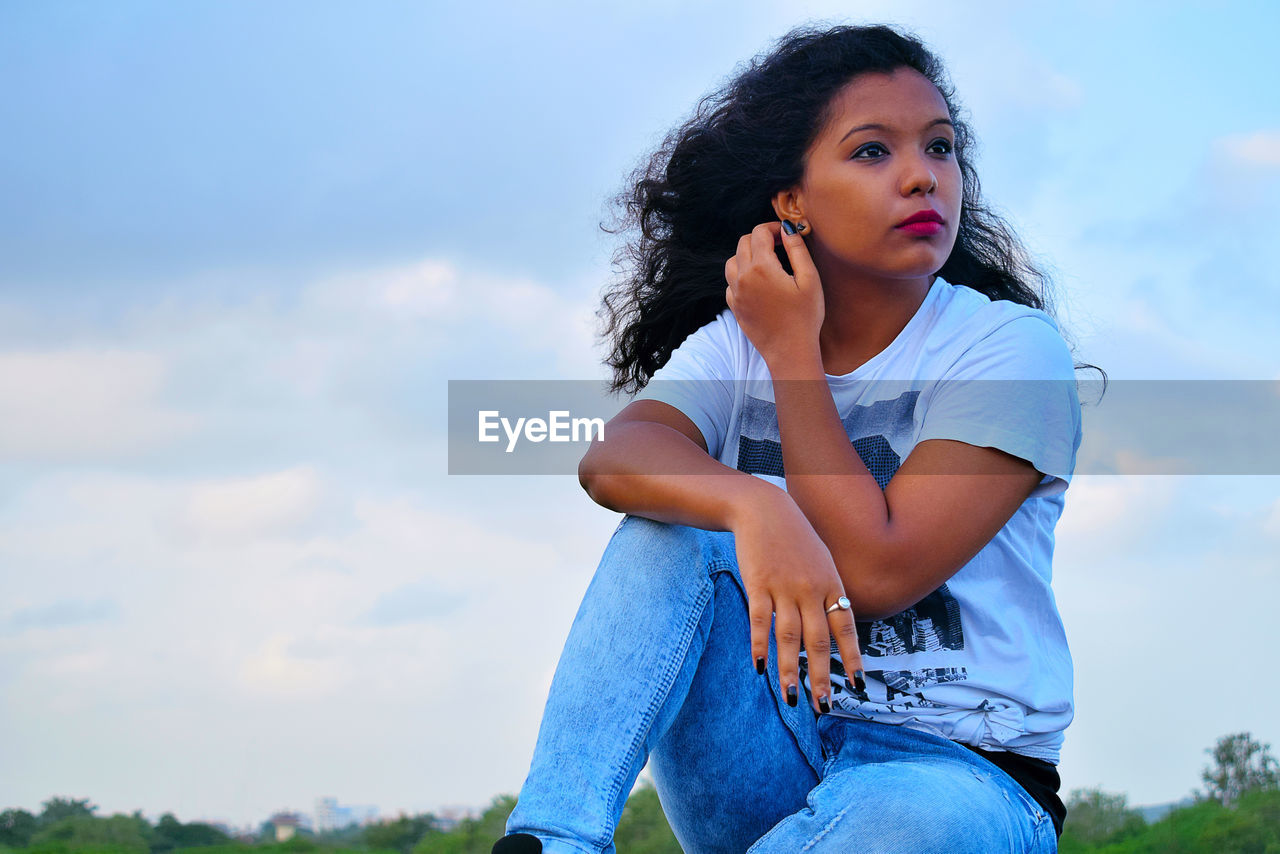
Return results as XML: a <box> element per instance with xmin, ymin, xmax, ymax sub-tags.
<box><xmin>825</xmin><ymin>596</ymin><xmax>851</xmax><ymax>614</ymax></box>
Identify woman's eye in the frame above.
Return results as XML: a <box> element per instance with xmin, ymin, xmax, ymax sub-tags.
<box><xmin>929</xmin><ymin>138</ymin><xmax>954</xmax><ymax>155</ymax></box>
<box><xmin>853</xmin><ymin>143</ymin><xmax>887</xmax><ymax>159</ymax></box>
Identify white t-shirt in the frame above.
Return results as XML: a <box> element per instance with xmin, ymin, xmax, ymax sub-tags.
<box><xmin>634</xmin><ymin>276</ymin><xmax>1082</xmax><ymax>762</ymax></box>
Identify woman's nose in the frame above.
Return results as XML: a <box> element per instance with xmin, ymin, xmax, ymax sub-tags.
<box><xmin>902</xmin><ymin>157</ymin><xmax>939</xmax><ymax>196</ymax></box>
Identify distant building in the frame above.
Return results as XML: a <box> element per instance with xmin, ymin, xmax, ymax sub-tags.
<box><xmin>314</xmin><ymin>797</ymin><xmax>378</xmax><ymax>832</ymax></box>
<box><xmin>315</xmin><ymin>798</ymin><xmax>341</xmax><ymax>833</ymax></box>
<box><xmin>268</xmin><ymin>811</ymin><xmax>306</xmax><ymax>842</ymax></box>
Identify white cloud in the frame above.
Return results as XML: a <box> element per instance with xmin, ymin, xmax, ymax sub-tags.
<box><xmin>0</xmin><ymin>464</ymin><xmax>606</xmax><ymax>707</ymax></box>
<box><xmin>43</xmin><ymin>646</ymin><xmax>114</xmax><ymax>679</ymax></box>
<box><xmin>1218</xmin><ymin>129</ymin><xmax>1280</xmax><ymax>168</ymax></box>
<box><xmin>948</xmin><ymin>38</ymin><xmax>1084</xmax><ymax>117</ymax></box>
<box><xmin>1109</xmin><ymin>450</ymin><xmax>1191</xmax><ymax>476</ymax></box>
<box><xmin>1055</xmin><ymin>475</ymin><xmax>1179</xmax><ymax>556</ymax></box>
<box><xmin>0</xmin><ymin>350</ymin><xmax>196</xmax><ymax>460</ymax></box>
<box><xmin>310</xmin><ymin>258</ymin><xmax>461</xmax><ymax>319</ymax></box>
<box><xmin>2</xmin><ymin>597</ymin><xmax>120</xmax><ymax>634</ymax></box>
<box><xmin>377</xmin><ymin>260</ymin><xmax>461</xmax><ymax>315</ymax></box>
<box><xmin>238</xmin><ymin>632</ymin><xmax>348</xmax><ymax>700</ymax></box>
<box><xmin>304</xmin><ymin>257</ymin><xmax>603</xmax><ymax>378</ymax></box>
<box><xmin>1264</xmin><ymin>496</ymin><xmax>1280</xmax><ymax>538</ymax></box>
<box><xmin>361</xmin><ymin>581</ymin><xmax>467</xmax><ymax>625</ymax></box>
<box><xmin>0</xmin><ymin>254</ymin><xmax>605</xmax><ymax>477</ymax></box>
<box><xmin>1058</xmin><ymin>477</ymin><xmax>1138</xmax><ymax>537</ymax></box>
<box><xmin>0</xmin><ymin>464</ymin><xmax>623</xmax><ymax>822</ymax></box>
<box><xmin>179</xmin><ymin>467</ymin><xmax>323</xmax><ymax>544</ymax></box>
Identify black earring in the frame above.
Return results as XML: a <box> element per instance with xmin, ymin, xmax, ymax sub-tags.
<box><xmin>796</xmin><ymin>223</ymin><xmax>807</xmax><ymax>232</ymax></box>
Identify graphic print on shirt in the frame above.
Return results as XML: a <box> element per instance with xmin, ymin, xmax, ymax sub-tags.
<box><xmin>735</xmin><ymin>392</ymin><xmax>971</xmax><ymax>712</ymax></box>
<box><xmin>857</xmin><ymin>584</ymin><xmax>965</xmax><ymax>656</ymax></box>
<box><xmin>735</xmin><ymin>390</ymin><xmax>918</xmax><ymax>488</ymax></box>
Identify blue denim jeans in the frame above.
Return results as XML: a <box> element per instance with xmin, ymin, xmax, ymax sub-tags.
<box><xmin>505</xmin><ymin>515</ymin><xmax>1057</xmax><ymax>853</ymax></box>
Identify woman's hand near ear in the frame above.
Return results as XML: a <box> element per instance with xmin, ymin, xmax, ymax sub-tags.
<box><xmin>724</xmin><ymin>221</ymin><xmax>824</xmax><ymax>370</ymax></box>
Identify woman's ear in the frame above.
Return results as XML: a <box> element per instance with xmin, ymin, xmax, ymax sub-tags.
<box><xmin>771</xmin><ymin>188</ymin><xmax>804</xmax><ymax>224</ymax></box>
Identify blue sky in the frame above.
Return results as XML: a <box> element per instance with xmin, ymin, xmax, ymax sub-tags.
<box><xmin>2</xmin><ymin>0</ymin><xmax>1279</xmax><ymax>829</ymax></box>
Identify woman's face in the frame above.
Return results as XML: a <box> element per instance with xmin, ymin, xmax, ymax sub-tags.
<box><xmin>779</xmin><ymin>68</ymin><xmax>963</xmax><ymax>283</ymax></box>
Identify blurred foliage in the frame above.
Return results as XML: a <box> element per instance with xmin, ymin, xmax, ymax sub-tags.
<box><xmin>0</xmin><ymin>810</ymin><xmax>38</xmax><ymax>848</ymax></box>
<box><xmin>151</xmin><ymin>813</ymin><xmax>231</xmax><ymax>852</ymax></box>
<box><xmin>28</xmin><ymin>814</ymin><xmax>149</xmax><ymax>854</ymax></box>
<box><xmin>412</xmin><ymin>794</ymin><xmax>514</xmax><ymax>854</ymax></box>
<box><xmin>1060</xmin><ymin>787</ymin><xmax>1280</xmax><ymax>853</ymax></box>
<box><xmin>612</xmin><ymin>785</ymin><xmax>681</xmax><ymax>854</ymax></box>
<box><xmin>364</xmin><ymin>814</ymin><xmax>436</xmax><ymax>854</ymax></box>
<box><xmin>1202</xmin><ymin>732</ymin><xmax>1280</xmax><ymax>809</ymax></box>
<box><xmin>1061</xmin><ymin>787</ymin><xmax>1146</xmax><ymax>847</ymax></box>
<box><xmin>38</xmin><ymin>801</ymin><xmax>96</xmax><ymax>826</ymax></box>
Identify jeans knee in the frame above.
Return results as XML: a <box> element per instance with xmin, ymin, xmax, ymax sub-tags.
<box><xmin>613</xmin><ymin>515</ymin><xmax>715</xmax><ymax>560</ymax></box>
<box><xmin>598</xmin><ymin>516</ymin><xmax>737</xmax><ymax>591</ymax></box>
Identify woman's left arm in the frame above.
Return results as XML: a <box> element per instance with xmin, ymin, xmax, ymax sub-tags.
<box><xmin>726</xmin><ymin>221</ymin><xmax>1050</xmax><ymax>621</ymax></box>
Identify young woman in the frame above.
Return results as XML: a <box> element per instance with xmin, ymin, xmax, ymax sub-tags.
<box><xmin>494</xmin><ymin>23</ymin><xmax>1081</xmax><ymax>854</ymax></box>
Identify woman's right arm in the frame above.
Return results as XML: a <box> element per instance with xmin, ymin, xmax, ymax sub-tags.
<box><xmin>578</xmin><ymin>398</ymin><xmax>866</xmax><ymax>713</ymax></box>
<box><xmin>579</xmin><ymin>399</ymin><xmax>766</xmax><ymax>530</ymax></box>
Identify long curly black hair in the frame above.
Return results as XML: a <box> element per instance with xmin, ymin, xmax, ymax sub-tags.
<box><xmin>601</xmin><ymin>23</ymin><xmax>1059</xmax><ymax>395</ymax></box>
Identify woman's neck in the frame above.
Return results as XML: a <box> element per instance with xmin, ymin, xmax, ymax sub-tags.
<box><xmin>817</xmin><ymin>273</ymin><xmax>934</xmax><ymax>376</ymax></box>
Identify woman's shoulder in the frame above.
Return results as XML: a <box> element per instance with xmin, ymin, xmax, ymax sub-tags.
<box><xmin>651</xmin><ymin>306</ymin><xmax>758</xmax><ymax>382</ymax></box>
<box><xmin>934</xmin><ymin>278</ymin><xmax>1060</xmax><ymax>335</ymax></box>
<box><xmin>657</xmin><ymin>308</ymin><xmax>736</xmax><ymax>363</ymax></box>
<box><xmin>929</xmin><ymin>279</ymin><xmax>1072</xmax><ymax>379</ymax></box>
<box><xmin>677</xmin><ymin>306</ymin><xmax>742</xmax><ymax>345</ymax></box>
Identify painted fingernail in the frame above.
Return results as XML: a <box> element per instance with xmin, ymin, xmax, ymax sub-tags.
<box><xmin>756</xmin><ymin>656</ymin><xmax>766</xmax><ymax>675</ymax></box>
<box><xmin>854</xmin><ymin>670</ymin><xmax>866</xmax><ymax>692</ymax></box>
<box><xmin>782</xmin><ymin>219</ymin><xmax>798</xmax><ymax>235</ymax></box>
<box><xmin>786</xmin><ymin>684</ymin><xmax>798</xmax><ymax>707</ymax></box>
<box><xmin>818</xmin><ymin>696</ymin><xmax>831</xmax><ymax>714</ymax></box>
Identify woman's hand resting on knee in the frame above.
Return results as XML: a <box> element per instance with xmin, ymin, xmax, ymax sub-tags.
<box><xmin>729</xmin><ymin>488</ymin><xmax>865</xmax><ymax>714</ymax></box>
<box><xmin>579</xmin><ymin>398</ymin><xmax>865</xmax><ymax>712</ymax></box>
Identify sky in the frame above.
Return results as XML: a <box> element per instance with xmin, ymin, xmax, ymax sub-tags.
<box><xmin>2</xmin><ymin>0</ymin><xmax>1279</xmax><ymax>830</ymax></box>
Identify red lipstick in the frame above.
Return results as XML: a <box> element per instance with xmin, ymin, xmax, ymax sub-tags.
<box><xmin>896</xmin><ymin>208</ymin><xmax>944</xmax><ymax>236</ymax></box>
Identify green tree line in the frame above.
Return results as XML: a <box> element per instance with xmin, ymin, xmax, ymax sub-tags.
<box><xmin>0</xmin><ymin>797</ymin><xmax>233</xmax><ymax>853</ymax></box>
<box><xmin>1059</xmin><ymin>731</ymin><xmax>1280</xmax><ymax>853</ymax></box>
<box><xmin>3</xmin><ymin>732</ymin><xmax>1277</xmax><ymax>853</ymax></box>
<box><xmin>0</xmin><ymin>786</ymin><xmax>680</xmax><ymax>854</ymax></box>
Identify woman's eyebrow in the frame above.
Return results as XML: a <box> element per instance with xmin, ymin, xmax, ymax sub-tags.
<box><xmin>838</xmin><ymin>118</ymin><xmax>954</xmax><ymax>144</ymax></box>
